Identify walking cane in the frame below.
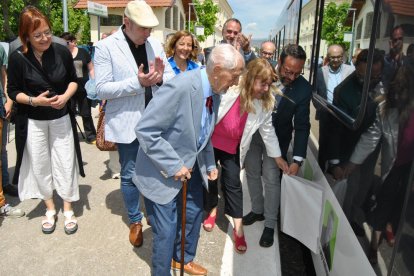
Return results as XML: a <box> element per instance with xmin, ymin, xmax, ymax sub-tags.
<box><xmin>180</xmin><ymin>178</ymin><xmax>188</xmax><ymax>276</ymax></box>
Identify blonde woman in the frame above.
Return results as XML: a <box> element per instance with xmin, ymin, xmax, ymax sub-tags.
<box><xmin>203</xmin><ymin>58</ymin><xmax>288</xmax><ymax>254</ymax></box>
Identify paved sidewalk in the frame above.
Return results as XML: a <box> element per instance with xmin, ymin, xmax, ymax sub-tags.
<box><xmin>0</xmin><ymin>107</ymin><xmax>282</xmax><ymax>276</ymax></box>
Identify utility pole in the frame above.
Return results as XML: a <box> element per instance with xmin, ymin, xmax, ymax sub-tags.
<box><xmin>348</xmin><ymin>8</ymin><xmax>356</xmax><ymax>63</ymax></box>
<box><xmin>188</xmin><ymin>3</ymin><xmax>195</xmax><ymax>33</ymax></box>
<box><xmin>63</xmin><ymin>0</ymin><xmax>69</xmax><ymax>32</ymax></box>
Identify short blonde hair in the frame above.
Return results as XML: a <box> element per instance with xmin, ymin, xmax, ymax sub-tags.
<box><xmin>239</xmin><ymin>58</ymin><xmax>278</xmax><ymax>113</ymax></box>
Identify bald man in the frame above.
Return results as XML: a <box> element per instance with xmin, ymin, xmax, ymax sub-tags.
<box><xmin>260</xmin><ymin>41</ymin><xmax>277</xmax><ymax>67</ymax></box>
<box><xmin>314</xmin><ymin>44</ymin><xmax>354</xmax><ymax>171</ymax></box>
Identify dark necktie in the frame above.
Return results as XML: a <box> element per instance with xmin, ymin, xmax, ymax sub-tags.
<box><xmin>206</xmin><ymin>96</ymin><xmax>213</xmax><ymax>114</ymax></box>
<box><xmin>144</xmin><ymin>86</ymin><xmax>152</xmax><ymax>107</ymax></box>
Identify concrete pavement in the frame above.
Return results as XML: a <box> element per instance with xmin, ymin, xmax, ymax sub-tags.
<box><xmin>0</xmin><ymin>106</ymin><xmax>282</xmax><ymax>276</ymax></box>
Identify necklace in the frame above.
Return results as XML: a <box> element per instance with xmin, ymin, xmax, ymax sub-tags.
<box><xmin>33</xmin><ymin>50</ymin><xmax>43</xmax><ymax>64</ymax></box>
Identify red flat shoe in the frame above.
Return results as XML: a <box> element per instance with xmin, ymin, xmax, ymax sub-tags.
<box><xmin>385</xmin><ymin>228</ymin><xmax>395</xmax><ymax>247</ymax></box>
<box><xmin>203</xmin><ymin>213</ymin><xmax>216</xmax><ymax>232</ymax></box>
<box><xmin>233</xmin><ymin>229</ymin><xmax>247</xmax><ymax>254</ymax></box>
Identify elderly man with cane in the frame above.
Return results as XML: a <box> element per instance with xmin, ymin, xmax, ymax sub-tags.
<box><xmin>133</xmin><ymin>44</ymin><xmax>244</xmax><ymax>275</ymax></box>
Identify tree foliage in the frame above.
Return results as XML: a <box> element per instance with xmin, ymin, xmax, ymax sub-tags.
<box><xmin>190</xmin><ymin>0</ymin><xmax>219</xmax><ymax>42</ymax></box>
<box><xmin>321</xmin><ymin>2</ymin><xmax>351</xmax><ymax>50</ymax></box>
<box><xmin>0</xmin><ymin>0</ymin><xmax>90</xmax><ymax>44</ymax></box>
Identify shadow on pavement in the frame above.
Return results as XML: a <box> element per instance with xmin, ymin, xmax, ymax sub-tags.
<box><xmin>25</xmin><ymin>184</ymin><xmax>91</xmax><ymax>220</ymax></box>
<box><xmin>133</xmin><ymin>227</ymin><xmax>153</xmax><ymax>270</ymax></box>
<box><xmin>105</xmin><ymin>188</ymin><xmax>129</xmax><ymax>226</ymax></box>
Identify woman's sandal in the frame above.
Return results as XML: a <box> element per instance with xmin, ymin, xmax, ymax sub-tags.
<box><xmin>63</xmin><ymin>210</ymin><xmax>78</xmax><ymax>235</ymax></box>
<box><xmin>42</xmin><ymin>209</ymin><xmax>57</xmax><ymax>234</ymax></box>
<box><xmin>203</xmin><ymin>213</ymin><xmax>217</xmax><ymax>232</ymax></box>
<box><xmin>233</xmin><ymin>229</ymin><xmax>247</xmax><ymax>254</ymax></box>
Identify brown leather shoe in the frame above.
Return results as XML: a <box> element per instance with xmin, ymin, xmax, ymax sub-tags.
<box><xmin>129</xmin><ymin>222</ymin><xmax>143</xmax><ymax>247</ymax></box>
<box><xmin>171</xmin><ymin>259</ymin><xmax>207</xmax><ymax>275</ymax></box>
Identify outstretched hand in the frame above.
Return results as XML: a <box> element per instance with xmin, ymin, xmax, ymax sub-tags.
<box><xmin>235</xmin><ymin>33</ymin><xmax>252</xmax><ymax>53</ymax></box>
<box><xmin>275</xmin><ymin>157</ymin><xmax>289</xmax><ymax>174</ymax></box>
<box><xmin>342</xmin><ymin>162</ymin><xmax>357</xmax><ymax>179</ymax></box>
<box><xmin>138</xmin><ymin>57</ymin><xmax>165</xmax><ymax>87</ymax></box>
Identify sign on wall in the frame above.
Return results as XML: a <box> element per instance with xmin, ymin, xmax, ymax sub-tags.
<box><xmin>87</xmin><ymin>1</ymin><xmax>108</xmax><ymax>18</ymax></box>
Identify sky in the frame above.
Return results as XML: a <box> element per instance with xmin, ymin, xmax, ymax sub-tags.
<box><xmin>226</xmin><ymin>0</ymin><xmax>290</xmax><ymax>40</ymax></box>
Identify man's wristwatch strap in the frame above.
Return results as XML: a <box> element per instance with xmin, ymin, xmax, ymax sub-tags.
<box><xmin>293</xmin><ymin>159</ymin><xmax>303</xmax><ymax>167</ymax></box>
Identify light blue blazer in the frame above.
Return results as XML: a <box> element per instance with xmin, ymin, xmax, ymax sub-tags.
<box><xmin>94</xmin><ymin>28</ymin><xmax>175</xmax><ymax>143</ymax></box>
<box><xmin>133</xmin><ymin>68</ymin><xmax>219</xmax><ymax>204</ymax></box>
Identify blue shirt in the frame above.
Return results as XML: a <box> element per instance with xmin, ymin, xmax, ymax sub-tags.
<box><xmin>168</xmin><ymin>57</ymin><xmax>199</xmax><ymax>75</ymax></box>
<box><xmin>327</xmin><ymin>66</ymin><xmax>343</xmax><ymax>104</ymax></box>
<box><xmin>199</xmin><ymin>68</ymin><xmax>214</xmax><ymax>148</ymax></box>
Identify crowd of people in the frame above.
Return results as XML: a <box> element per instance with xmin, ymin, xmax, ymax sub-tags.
<box><xmin>1</xmin><ymin>0</ymin><xmax>413</xmax><ymax>275</ymax></box>
<box><xmin>314</xmin><ymin>24</ymin><xmax>414</xmax><ymax>265</ymax></box>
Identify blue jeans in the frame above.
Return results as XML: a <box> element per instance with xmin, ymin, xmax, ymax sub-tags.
<box><xmin>117</xmin><ymin>139</ymin><xmax>143</xmax><ymax>224</ymax></box>
<box><xmin>145</xmin><ymin>164</ymin><xmax>204</xmax><ymax>276</ymax></box>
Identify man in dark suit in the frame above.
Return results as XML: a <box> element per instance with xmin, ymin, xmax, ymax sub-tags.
<box><xmin>204</xmin><ymin>18</ymin><xmax>256</xmax><ymax>64</ymax></box>
<box><xmin>273</xmin><ymin>44</ymin><xmax>312</xmax><ymax>171</ymax></box>
<box><xmin>329</xmin><ymin>49</ymin><xmax>384</xmax><ymax>236</ymax></box>
<box><xmin>243</xmin><ymin>44</ymin><xmax>312</xmax><ymax>248</ymax></box>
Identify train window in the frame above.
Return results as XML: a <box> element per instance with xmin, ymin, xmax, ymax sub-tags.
<box><xmin>371</xmin><ymin>1</ymin><xmax>414</xmax><ymax>275</ymax></box>
<box><xmin>313</xmin><ymin>0</ymin><xmax>414</xmax><ymax>274</ymax></box>
<box><xmin>313</xmin><ymin>0</ymin><xmax>375</xmax><ymax>130</ymax></box>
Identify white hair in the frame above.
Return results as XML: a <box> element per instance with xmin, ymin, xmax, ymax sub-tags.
<box><xmin>206</xmin><ymin>44</ymin><xmax>244</xmax><ymax>73</ymax></box>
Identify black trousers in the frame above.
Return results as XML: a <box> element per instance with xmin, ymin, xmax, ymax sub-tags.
<box><xmin>370</xmin><ymin>162</ymin><xmax>412</xmax><ymax>232</ymax></box>
<box><xmin>317</xmin><ymin>111</ymin><xmax>335</xmax><ymax>172</ymax></box>
<box><xmin>70</xmin><ymin>90</ymin><xmax>96</xmax><ymax>141</ymax></box>
<box><xmin>203</xmin><ymin>147</ymin><xmax>243</xmax><ymax>218</ymax></box>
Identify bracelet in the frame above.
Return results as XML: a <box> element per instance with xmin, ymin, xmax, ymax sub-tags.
<box><xmin>28</xmin><ymin>97</ymin><xmax>35</xmax><ymax>107</ymax></box>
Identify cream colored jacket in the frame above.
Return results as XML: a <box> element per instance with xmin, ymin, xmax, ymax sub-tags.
<box><xmin>217</xmin><ymin>86</ymin><xmax>282</xmax><ymax>166</ymax></box>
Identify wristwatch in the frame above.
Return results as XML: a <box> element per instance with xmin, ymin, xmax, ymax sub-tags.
<box><xmin>293</xmin><ymin>160</ymin><xmax>303</xmax><ymax>167</ymax></box>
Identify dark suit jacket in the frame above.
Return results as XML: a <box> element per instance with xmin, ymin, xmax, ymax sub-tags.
<box><xmin>272</xmin><ymin>76</ymin><xmax>312</xmax><ymax>160</ymax></box>
<box><xmin>330</xmin><ymin>72</ymin><xmax>377</xmax><ymax>162</ymax></box>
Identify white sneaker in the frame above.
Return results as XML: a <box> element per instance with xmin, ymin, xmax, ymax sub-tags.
<box><xmin>112</xmin><ymin>173</ymin><xmax>120</xmax><ymax>179</ymax></box>
<box><xmin>0</xmin><ymin>204</ymin><xmax>25</xmax><ymax>218</ymax></box>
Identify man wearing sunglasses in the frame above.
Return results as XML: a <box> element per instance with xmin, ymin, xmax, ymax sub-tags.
<box><xmin>204</xmin><ymin>18</ymin><xmax>256</xmax><ymax>64</ymax></box>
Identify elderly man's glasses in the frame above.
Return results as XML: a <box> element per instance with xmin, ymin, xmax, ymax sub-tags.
<box><xmin>282</xmin><ymin>64</ymin><xmax>301</xmax><ymax>78</ymax></box>
<box><xmin>329</xmin><ymin>55</ymin><xmax>343</xmax><ymax>60</ymax></box>
<box><xmin>262</xmin><ymin>51</ymin><xmax>274</xmax><ymax>56</ymax></box>
<box><xmin>392</xmin><ymin>37</ymin><xmax>403</xmax><ymax>43</ymax></box>
<box><xmin>32</xmin><ymin>30</ymin><xmax>52</xmax><ymax>41</ymax></box>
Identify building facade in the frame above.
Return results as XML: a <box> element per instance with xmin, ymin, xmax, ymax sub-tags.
<box><xmin>74</xmin><ymin>0</ymin><xmax>232</xmax><ymax>47</ymax></box>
